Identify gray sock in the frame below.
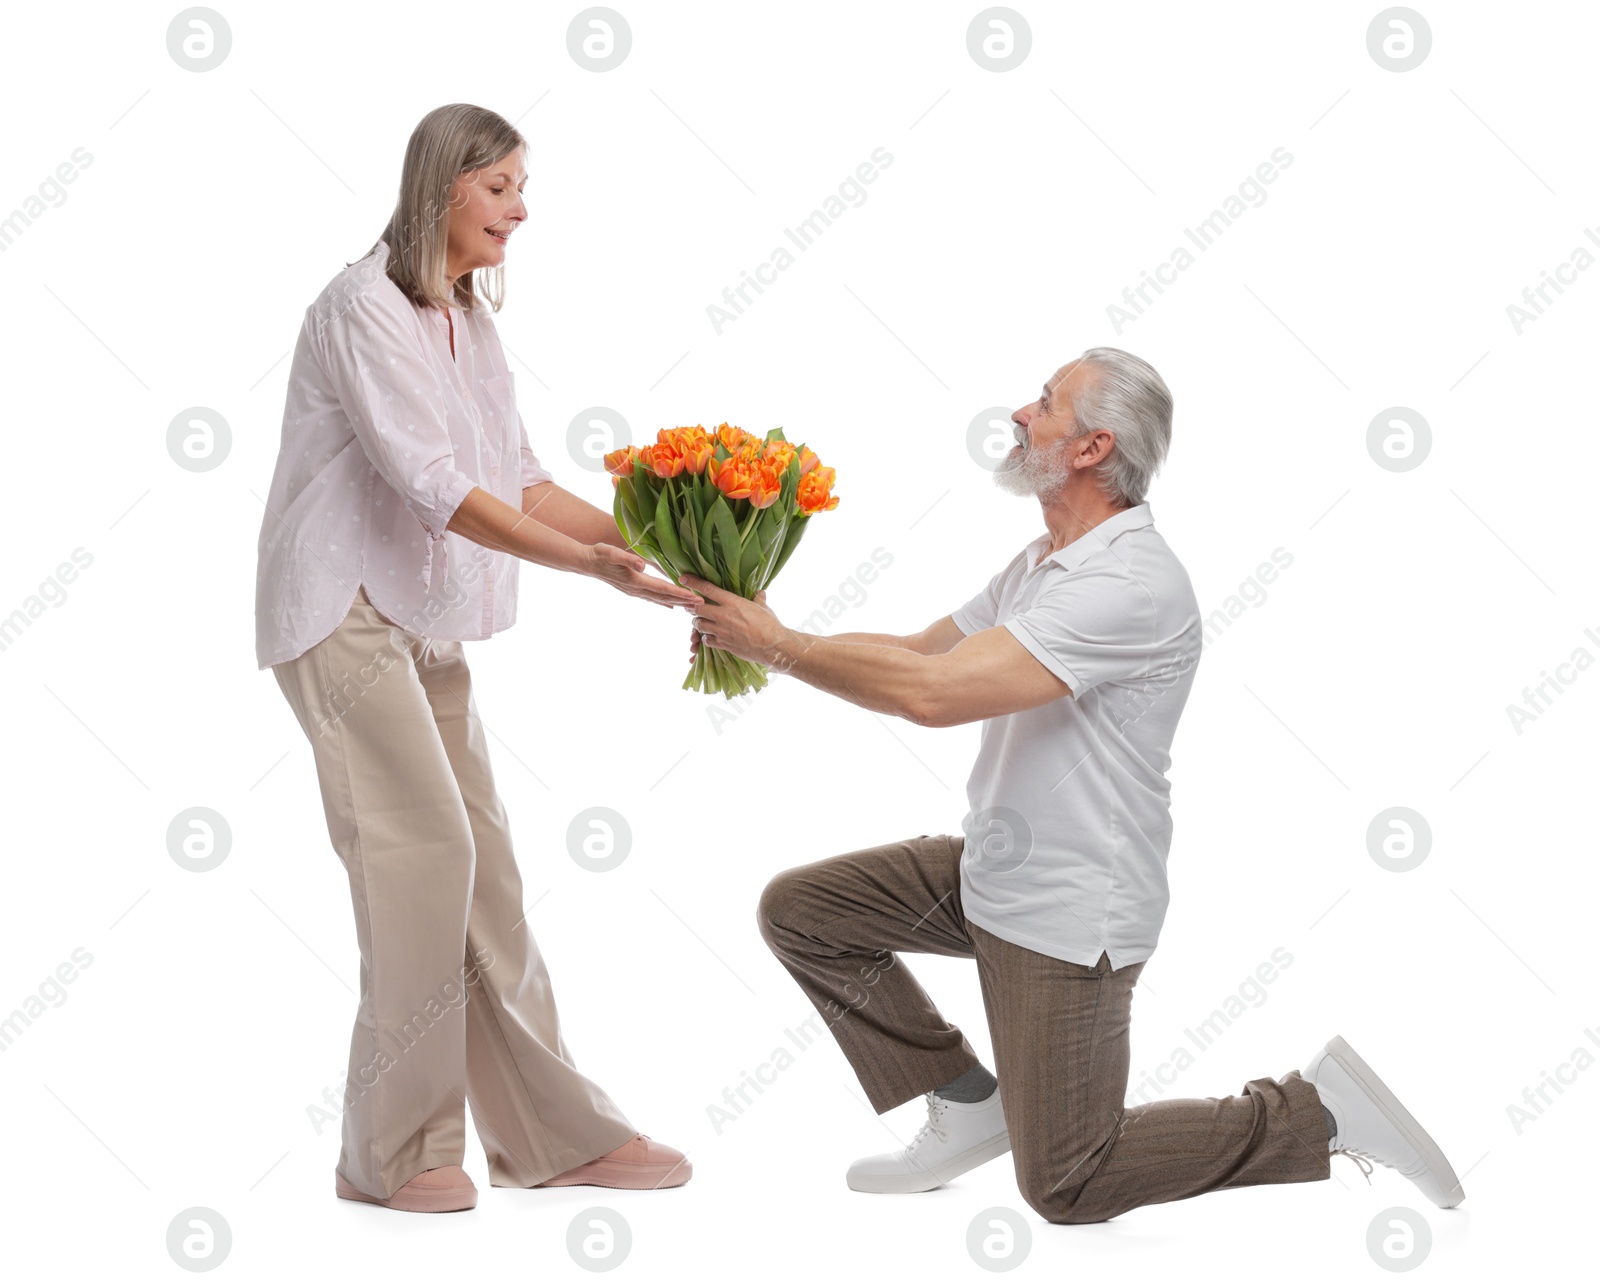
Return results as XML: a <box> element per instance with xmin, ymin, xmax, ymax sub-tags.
<box><xmin>934</xmin><ymin>1063</ymin><xmax>998</xmax><ymax>1103</ymax></box>
<box><xmin>1323</xmin><ymin>1104</ymin><xmax>1337</xmax><ymax>1142</ymax></box>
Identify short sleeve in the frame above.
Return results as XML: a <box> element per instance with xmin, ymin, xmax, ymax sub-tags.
<box><xmin>519</xmin><ymin>411</ymin><xmax>555</xmax><ymax>488</ymax></box>
<box><xmin>950</xmin><ymin>552</ymin><xmax>1025</xmax><ymax>634</ymax></box>
<box><xmin>312</xmin><ymin>287</ymin><xmax>477</xmax><ymax>542</ymax></box>
<box><xmin>1004</xmin><ymin>564</ymin><xmax>1166</xmax><ymax>697</ymax></box>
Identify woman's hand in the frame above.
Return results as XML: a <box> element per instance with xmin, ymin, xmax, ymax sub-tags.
<box><xmin>585</xmin><ymin>543</ymin><xmax>702</xmax><ymax>608</ymax></box>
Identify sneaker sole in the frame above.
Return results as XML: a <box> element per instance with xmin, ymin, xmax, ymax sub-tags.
<box><xmin>1325</xmin><ymin>1034</ymin><xmax>1465</xmax><ymax>1208</ymax></box>
<box><xmin>847</xmin><ymin>1131</ymin><xmax>1012</xmax><ymax>1193</ymax></box>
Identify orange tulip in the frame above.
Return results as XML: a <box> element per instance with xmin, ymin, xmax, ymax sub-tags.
<box><xmin>682</xmin><ymin>437</ymin><xmax>714</xmax><ymax>475</ymax></box>
<box><xmin>603</xmin><ymin>445</ymin><xmax>637</xmax><ymax>477</ymax></box>
<box><xmin>749</xmin><ymin>460</ymin><xmax>785</xmax><ymax>509</ymax></box>
<box><xmin>648</xmin><ymin>426</ymin><xmax>713</xmax><ymax>477</ymax></box>
<box><xmin>709</xmin><ymin>454</ymin><xmax>756</xmax><ymax>500</ymax></box>
<box><xmin>798</xmin><ymin>445</ymin><xmax>822</xmax><ymax>475</ymax></box>
<box><xmin>640</xmin><ymin>443</ymin><xmax>686</xmax><ymax>479</ymax></box>
<box><xmin>797</xmin><ymin>465</ymin><xmax>839</xmax><ymax>514</ymax></box>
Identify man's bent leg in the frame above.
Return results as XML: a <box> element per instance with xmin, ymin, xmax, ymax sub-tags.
<box><xmin>757</xmin><ymin>833</ymin><xmax>982</xmax><ymax>1114</ymax></box>
<box><xmin>972</xmin><ymin>923</ymin><xmax>1328</xmax><ymax>1224</ymax></box>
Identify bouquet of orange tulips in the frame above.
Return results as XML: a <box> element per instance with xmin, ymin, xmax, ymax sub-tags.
<box><xmin>605</xmin><ymin>424</ymin><xmax>840</xmax><ymax>697</ymax></box>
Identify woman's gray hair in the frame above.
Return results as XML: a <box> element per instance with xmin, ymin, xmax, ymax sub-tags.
<box><xmin>356</xmin><ymin>103</ymin><xmax>525</xmax><ymax>314</ymax></box>
<box><xmin>1065</xmin><ymin>347</ymin><xmax>1174</xmax><ymax>506</ymax></box>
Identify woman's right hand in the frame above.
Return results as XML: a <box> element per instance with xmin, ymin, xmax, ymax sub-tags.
<box><xmin>585</xmin><ymin>543</ymin><xmax>702</xmax><ymax>609</ymax></box>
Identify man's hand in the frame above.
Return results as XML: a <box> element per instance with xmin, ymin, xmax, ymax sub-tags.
<box><xmin>587</xmin><ymin>544</ymin><xmax>702</xmax><ymax>609</ymax></box>
<box><xmin>682</xmin><ymin>574</ymin><xmax>782</xmax><ymax>663</ymax></box>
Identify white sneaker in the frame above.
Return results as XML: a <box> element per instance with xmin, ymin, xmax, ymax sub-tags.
<box><xmin>1303</xmin><ymin>1034</ymin><xmax>1465</xmax><ymax>1208</ymax></box>
<box><xmin>846</xmin><ymin>1089</ymin><xmax>1010</xmax><ymax>1193</ymax></box>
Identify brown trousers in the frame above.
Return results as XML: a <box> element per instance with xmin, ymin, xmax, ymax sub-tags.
<box><xmin>758</xmin><ymin>832</ymin><xmax>1330</xmax><ymax>1223</ymax></box>
<box><xmin>272</xmin><ymin>587</ymin><xmax>636</xmax><ymax>1198</ymax></box>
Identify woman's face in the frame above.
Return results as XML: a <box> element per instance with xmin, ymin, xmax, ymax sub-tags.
<box><xmin>443</xmin><ymin>146</ymin><xmax>527</xmax><ymax>287</ymax></box>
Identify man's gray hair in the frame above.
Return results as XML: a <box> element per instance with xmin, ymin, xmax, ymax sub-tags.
<box><xmin>1066</xmin><ymin>347</ymin><xmax>1173</xmax><ymax>507</ymax></box>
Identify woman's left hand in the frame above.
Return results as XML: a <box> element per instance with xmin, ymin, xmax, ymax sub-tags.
<box><xmin>586</xmin><ymin>543</ymin><xmax>702</xmax><ymax>608</ymax></box>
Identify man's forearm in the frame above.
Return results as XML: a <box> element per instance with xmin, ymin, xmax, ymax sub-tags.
<box><xmin>828</xmin><ymin>631</ymin><xmax>912</xmax><ymax>648</ymax></box>
<box><xmin>766</xmin><ymin>630</ymin><xmax>932</xmax><ymax>721</ymax></box>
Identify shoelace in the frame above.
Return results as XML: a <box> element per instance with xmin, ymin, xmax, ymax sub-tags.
<box><xmin>908</xmin><ymin>1093</ymin><xmax>950</xmax><ymax>1149</ymax></box>
<box><xmin>1335</xmin><ymin>1147</ymin><xmax>1377</xmax><ymax>1184</ymax></box>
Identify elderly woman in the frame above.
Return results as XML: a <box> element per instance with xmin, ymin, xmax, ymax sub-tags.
<box><xmin>255</xmin><ymin>103</ymin><xmax>699</xmax><ymax>1213</ymax></box>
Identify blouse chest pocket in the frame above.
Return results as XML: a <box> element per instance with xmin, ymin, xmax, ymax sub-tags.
<box><xmin>477</xmin><ymin>372</ymin><xmax>519</xmax><ymax>482</ymax></box>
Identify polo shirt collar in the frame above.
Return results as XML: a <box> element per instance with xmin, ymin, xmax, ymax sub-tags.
<box><xmin>1027</xmin><ymin>503</ymin><xmax>1154</xmax><ymax>573</ymax></box>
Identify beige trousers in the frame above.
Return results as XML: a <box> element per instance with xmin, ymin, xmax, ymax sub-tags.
<box><xmin>272</xmin><ymin>586</ymin><xmax>636</xmax><ymax>1198</ymax></box>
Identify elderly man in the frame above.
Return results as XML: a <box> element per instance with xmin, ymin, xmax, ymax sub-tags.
<box><xmin>684</xmin><ymin>347</ymin><xmax>1464</xmax><ymax>1223</ymax></box>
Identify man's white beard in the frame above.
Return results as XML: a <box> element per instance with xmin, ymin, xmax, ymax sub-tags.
<box><xmin>993</xmin><ymin>432</ymin><xmax>1074</xmax><ymax>499</ymax></box>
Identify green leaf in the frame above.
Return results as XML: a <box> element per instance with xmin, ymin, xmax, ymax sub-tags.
<box><xmin>620</xmin><ymin>480</ymin><xmax>646</xmax><ymax>540</ymax></box>
<box><xmin>739</xmin><ymin>499</ymin><xmax>762</xmax><ymax>540</ymax></box>
<box><xmin>625</xmin><ymin>472</ymin><xmax>655</xmax><ymax>535</ymax></box>
<box><xmin>698</xmin><ymin>490</ymin><xmax>717</xmax><ymax>567</ymax></box>
<box><xmin>765</xmin><ymin>509</ymin><xmax>810</xmax><ymax>583</ymax></box>
<box><xmin>633</xmin><ymin>526</ymin><xmax>663</xmax><ymax>568</ymax></box>
<box><xmin>739</xmin><ymin>519</ymin><xmax>766</xmax><ymax>584</ymax></box>
<box><xmin>707</xmin><ymin>495</ymin><xmax>744</xmax><ymax>594</ymax></box>
<box><xmin>613</xmin><ymin>483</ymin><xmax>639</xmax><ymax>545</ymax></box>
<box><xmin>764</xmin><ymin>426</ymin><xmax>787</xmax><ymax>444</ymax></box>
<box><xmin>654</xmin><ymin>486</ymin><xmax>687</xmax><ymax>579</ymax></box>
<box><xmin>679</xmin><ymin>509</ymin><xmax>714</xmax><ymax>578</ymax></box>
<box><xmin>750</xmin><ymin>507</ymin><xmax>790</xmax><ymax>588</ymax></box>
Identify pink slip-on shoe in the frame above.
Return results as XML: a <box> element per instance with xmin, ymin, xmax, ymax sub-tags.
<box><xmin>536</xmin><ymin>1134</ymin><xmax>692</xmax><ymax>1189</ymax></box>
<box><xmin>335</xmin><ymin>1165</ymin><xmax>478</xmax><ymax>1212</ymax></box>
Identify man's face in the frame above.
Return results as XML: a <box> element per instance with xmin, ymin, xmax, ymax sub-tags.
<box><xmin>994</xmin><ymin>361</ymin><xmax>1092</xmax><ymax>498</ymax></box>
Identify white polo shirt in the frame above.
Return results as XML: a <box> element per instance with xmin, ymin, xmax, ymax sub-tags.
<box><xmin>949</xmin><ymin>503</ymin><xmax>1202</xmax><ymax>969</ymax></box>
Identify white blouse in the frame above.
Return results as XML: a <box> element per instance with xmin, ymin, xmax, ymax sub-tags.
<box><xmin>255</xmin><ymin>239</ymin><xmax>554</xmax><ymax>669</ymax></box>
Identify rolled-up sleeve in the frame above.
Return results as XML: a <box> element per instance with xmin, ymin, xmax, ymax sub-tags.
<box><xmin>519</xmin><ymin>411</ymin><xmax>555</xmax><ymax>489</ymax></box>
<box><xmin>313</xmin><ymin>288</ymin><xmax>478</xmax><ymax>543</ymax></box>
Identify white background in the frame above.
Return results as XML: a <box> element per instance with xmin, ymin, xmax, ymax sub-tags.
<box><xmin>2</xmin><ymin>0</ymin><xmax>1595</xmax><ymax>1275</ymax></box>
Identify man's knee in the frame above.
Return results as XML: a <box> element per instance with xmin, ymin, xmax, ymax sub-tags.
<box><xmin>1014</xmin><ymin>1150</ymin><xmax>1112</xmax><ymax>1225</ymax></box>
<box><xmin>756</xmin><ymin>867</ymin><xmax>809</xmax><ymax>949</ymax></box>
<box><xmin>1017</xmin><ymin>1178</ymin><xmax>1106</xmax><ymax>1225</ymax></box>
